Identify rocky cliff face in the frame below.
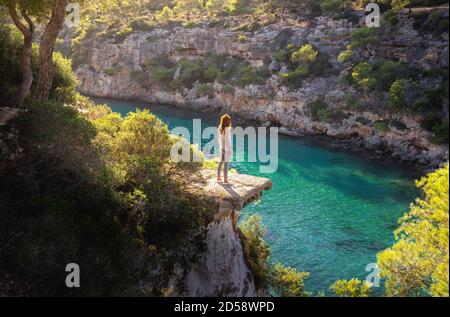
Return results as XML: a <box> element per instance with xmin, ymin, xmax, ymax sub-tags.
<box><xmin>73</xmin><ymin>12</ymin><xmax>448</xmax><ymax>169</ymax></box>
<box><xmin>169</xmin><ymin>171</ymin><xmax>272</xmax><ymax>296</ymax></box>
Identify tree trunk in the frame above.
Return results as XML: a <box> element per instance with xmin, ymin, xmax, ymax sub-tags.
<box><xmin>7</xmin><ymin>2</ymin><xmax>34</xmax><ymax>107</ymax></box>
<box><xmin>34</xmin><ymin>0</ymin><xmax>68</xmax><ymax>101</ymax></box>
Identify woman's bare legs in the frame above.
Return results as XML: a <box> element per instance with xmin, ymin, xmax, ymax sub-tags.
<box><xmin>223</xmin><ymin>162</ymin><xmax>229</xmax><ymax>183</ymax></box>
<box><xmin>217</xmin><ymin>161</ymin><xmax>230</xmax><ymax>183</ymax></box>
<box><xmin>217</xmin><ymin>161</ymin><xmax>223</xmax><ymax>182</ymax></box>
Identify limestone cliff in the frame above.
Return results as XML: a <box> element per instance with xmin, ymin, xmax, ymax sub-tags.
<box><xmin>171</xmin><ymin>171</ymin><xmax>272</xmax><ymax>296</ymax></box>
<box><xmin>70</xmin><ymin>11</ymin><xmax>449</xmax><ymax>169</ymax></box>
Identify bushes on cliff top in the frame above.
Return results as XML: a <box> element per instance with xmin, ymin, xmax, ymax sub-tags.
<box><xmin>0</xmin><ymin>101</ymin><xmax>131</xmax><ymax>296</ymax></box>
<box><xmin>0</xmin><ymin>98</ymin><xmax>209</xmax><ymax>295</ymax></box>
<box><xmin>90</xmin><ymin>108</ymin><xmax>207</xmax><ymax>248</ymax></box>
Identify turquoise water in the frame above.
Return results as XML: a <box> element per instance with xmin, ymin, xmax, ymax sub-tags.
<box><xmin>96</xmin><ymin>98</ymin><xmax>419</xmax><ymax>295</ymax></box>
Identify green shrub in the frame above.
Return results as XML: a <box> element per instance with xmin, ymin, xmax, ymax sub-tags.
<box><xmin>383</xmin><ymin>9</ymin><xmax>398</xmax><ymax>27</ymax></box>
<box><xmin>309</xmin><ymin>54</ymin><xmax>331</xmax><ymax>76</ymax></box>
<box><xmin>240</xmin><ymin>214</ymin><xmax>311</xmax><ymax>296</ymax></box>
<box><xmin>270</xmin><ymin>263</ymin><xmax>310</xmax><ymax>297</ymax></box>
<box><xmin>317</xmin><ymin>108</ymin><xmax>336</xmax><ymax>122</ymax></box>
<box><xmin>155</xmin><ymin>6</ymin><xmax>175</xmax><ymax>24</ymax></box>
<box><xmin>196</xmin><ymin>84</ymin><xmax>214</xmax><ymax>98</ymax></box>
<box><xmin>421</xmin><ymin>112</ymin><xmax>441</xmax><ymax>131</ymax></box>
<box><xmin>431</xmin><ymin>120</ymin><xmax>449</xmax><ymax>144</ymax></box>
<box><xmin>235</xmin><ymin>65</ymin><xmax>267</xmax><ymax>87</ymax></box>
<box><xmin>338</xmin><ymin>48</ymin><xmax>353</xmax><ymax>63</ymax></box>
<box><xmin>168</xmin><ymin>79</ymin><xmax>184</xmax><ymax>91</ymax></box>
<box><xmin>438</xmin><ymin>18</ymin><xmax>449</xmax><ymax>31</ymax></box>
<box><xmin>221</xmin><ymin>84</ymin><xmax>235</xmax><ymax>94</ymax></box>
<box><xmin>291</xmin><ymin>44</ymin><xmax>318</xmax><ymax>64</ymax></box>
<box><xmin>153</xmin><ymin>67</ymin><xmax>176</xmax><ymax>87</ymax></box>
<box><xmin>307</xmin><ymin>99</ymin><xmax>334</xmax><ymax>122</ymax></box>
<box><xmin>352</xmin><ymin>62</ymin><xmax>376</xmax><ymax>90</ymax></box>
<box><xmin>345</xmin><ymin>94</ymin><xmax>363</xmax><ymax>111</ymax></box>
<box><xmin>203</xmin><ymin>65</ymin><xmax>219</xmax><ymax>82</ymax></box>
<box><xmin>374</xmin><ymin>120</ymin><xmax>390</xmax><ymax>132</ymax></box>
<box><xmin>130</xmin><ymin>16</ymin><xmax>155</xmax><ymax>32</ymax></box>
<box><xmin>104</xmin><ymin>68</ymin><xmax>115</xmax><ymax>76</ymax></box>
<box><xmin>50</xmin><ymin>52</ymin><xmax>78</xmax><ymax>103</ymax></box>
<box><xmin>228</xmin><ymin>0</ymin><xmax>254</xmax><ymax>15</ymax></box>
<box><xmin>349</xmin><ymin>27</ymin><xmax>378</xmax><ymax>49</ymax></box>
<box><xmin>330</xmin><ymin>278</ymin><xmax>372</xmax><ymax>297</ymax></box>
<box><xmin>350</xmin><ymin>59</ymin><xmax>417</xmax><ymax>94</ymax></box>
<box><xmin>131</xmin><ymin>70</ymin><xmax>147</xmax><ymax>85</ymax></box>
<box><xmin>321</xmin><ymin>0</ymin><xmax>342</xmax><ymax>16</ymax></box>
<box><xmin>388</xmin><ymin>79</ymin><xmax>414</xmax><ymax>110</ymax></box>
<box><xmin>178</xmin><ymin>58</ymin><xmax>204</xmax><ymax>89</ymax></box>
<box><xmin>421</xmin><ymin>9</ymin><xmax>449</xmax><ymax>32</ymax></box>
<box><xmin>276</xmin><ymin>43</ymin><xmax>329</xmax><ymax>86</ymax></box>
<box><xmin>390</xmin><ymin>119</ymin><xmax>408</xmax><ymax>131</ymax></box>
<box><xmin>238</xmin><ymin>34</ymin><xmax>247</xmax><ymax>43</ymax></box>
<box><xmin>206</xmin><ymin>0</ymin><xmax>230</xmax><ymax>16</ymax></box>
<box><xmin>92</xmin><ymin>109</ymin><xmax>206</xmax><ymax>248</ymax></box>
<box><xmin>280</xmin><ymin>66</ymin><xmax>309</xmax><ymax>88</ymax></box>
<box><xmin>115</xmin><ymin>27</ymin><xmax>133</xmax><ymax>43</ymax></box>
<box><xmin>239</xmin><ymin>214</ymin><xmax>271</xmax><ymax>289</ymax></box>
<box><xmin>183</xmin><ymin>21</ymin><xmax>198</xmax><ymax>29</ymax></box>
<box><xmin>273</xmin><ymin>44</ymin><xmax>296</xmax><ymax>63</ymax></box>
<box><xmin>376</xmin><ymin>60</ymin><xmax>411</xmax><ymax>91</ymax></box>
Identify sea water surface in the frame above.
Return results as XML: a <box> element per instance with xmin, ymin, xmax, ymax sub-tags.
<box><xmin>95</xmin><ymin>98</ymin><xmax>419</xmax><ymax>295</ymax></box>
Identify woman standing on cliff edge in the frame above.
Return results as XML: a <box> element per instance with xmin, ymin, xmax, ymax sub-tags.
<box><xmin>217</xmin><ymin>114</ymin><xmax>233</xmax><ymax>184</ymax></box>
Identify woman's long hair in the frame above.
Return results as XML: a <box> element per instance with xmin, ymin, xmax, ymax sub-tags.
<box><xmin>219</xmin><ymin>114</ymin><xmax>232</xmax><ymax>134</ymax></box>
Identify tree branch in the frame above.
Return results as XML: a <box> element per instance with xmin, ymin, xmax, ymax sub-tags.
<box><xmin>7</xmin><ymin>0</ymin><xmax>30</xmax><ymax>37</ymax></box>
<box><xmin>21</xmin><ymin>8</ymin><xmax>34</xmax><ymax>33</ymax></box>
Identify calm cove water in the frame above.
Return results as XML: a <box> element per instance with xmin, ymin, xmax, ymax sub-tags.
<box><xmin>95</xmin><ymin>98</ymin><xmax>419</xmax><ymax>295</ymax></box>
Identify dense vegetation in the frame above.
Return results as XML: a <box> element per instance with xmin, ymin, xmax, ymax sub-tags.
<box><xmin>0</xmin><ymin>93</ymin><xmax>211</xmax><ymax>295</ymax></box>
<box><xmin>1</xmin><ymin>0</ymin><xmax>448</xmax><ymax>297</ymax></box>
<box><xmin>0</xmin><ymin>20</ymin><xmax>211</xmax><ymax>295</ymax></box>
